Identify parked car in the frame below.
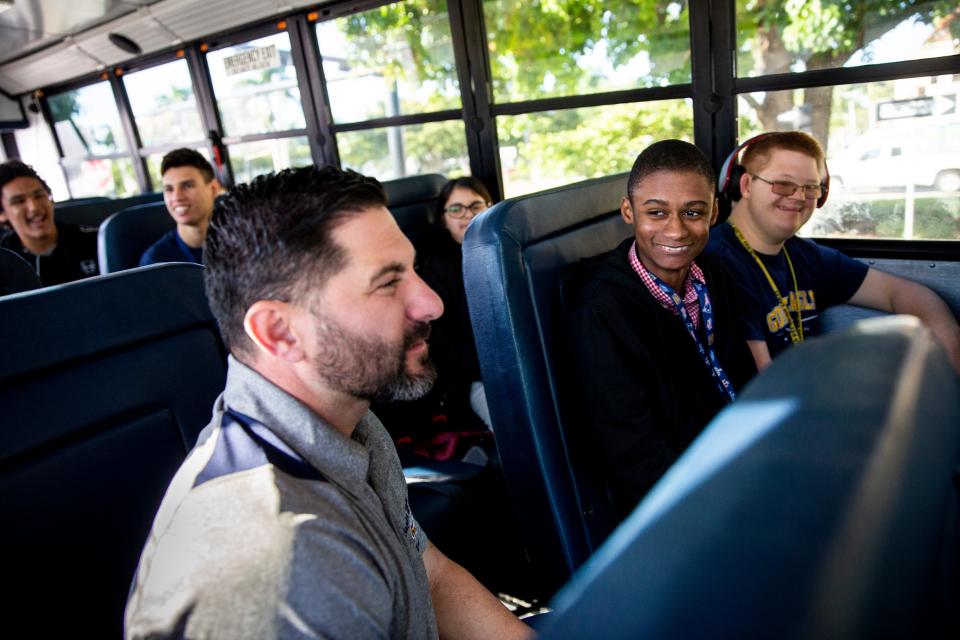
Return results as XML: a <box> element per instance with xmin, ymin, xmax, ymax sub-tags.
<box><xmin>829</xmin><ymin>126</ymin><xmax>960</xmax><ymax>193</ymax></box>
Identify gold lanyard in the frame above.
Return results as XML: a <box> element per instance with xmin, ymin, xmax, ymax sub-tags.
<box><xmin>729</xmin><ymin>222</ymin><xmax>804</xmax><ymax>344</ymax></box>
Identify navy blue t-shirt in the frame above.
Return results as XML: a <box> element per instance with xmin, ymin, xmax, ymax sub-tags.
<box><xmin>705</xmin><ymin>222</ymin><xmax>868</xmax><ymax>358</ymax></box>
<box><xmin>139</xmin><ymin>229</ymin><xmax>203</xmax><ymax>267</ymax></box>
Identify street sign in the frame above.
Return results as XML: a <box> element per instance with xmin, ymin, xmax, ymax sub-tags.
<box><xmin>877</xmin><ymin>95</ymin><xmax>956</xmax><ymax>120</ymax></box>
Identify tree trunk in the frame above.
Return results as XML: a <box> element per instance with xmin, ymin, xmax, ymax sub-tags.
<box><xmin>804</xmin><ymin>85</ymin><xmax>835</xmax><ymax>154</ymax></box>
<box><xmin>751</xmin><ymin>24</ymin><xmax>794</xmax><ymax>131</ymax></box>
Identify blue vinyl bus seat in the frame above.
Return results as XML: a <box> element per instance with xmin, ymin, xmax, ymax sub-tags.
<box><xmin>0</xmin><ymin>247</ymin><xmax>41</xmax><ymax>295</ymax></box>
<box><xmin>462</xmin><ymin>173</ymin><xmax>633</xmax><ymax>596</ymax></box>
<box><xmin>56</xmin><ymin>192</ymin><xmax>163</xmax><ymax>228</ymax></box>
<box><xmin>382</xmin><ymin>173</ymin><xmax>447</xmax><ymax>243</ymax></box>
<box><xmin>97</xmin><ymin>202</ymin><xmax>173</xmax><ymax>274</ymax></box>
<box><xmin>821</xmin><ymin>257</ymin><xmax>960</xmax><ymax>332</ymax></box>
<box><xmin>95</xmin><ymin>174</ymin><xmax>445</xmax><ymax>275</ymax></box>
<box><xmin>55</xmin><ymin>195</ymin><xmax>110</xmax><ymax>209</ymax></box>
<box><xmin>0</xmin><ymin>264</ymin><xmax>227</xmax><ymax>639</ymax></box>
<box><xmin>542</xmin><ymin>316</ymin><xmax>960</xmax><ymax>639</ymax></box>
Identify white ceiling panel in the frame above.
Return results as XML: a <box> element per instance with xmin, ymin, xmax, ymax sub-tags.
<box><xmin>1</xmin><ymin>42</ymin><xmax>102</xmax><ymax>94</ymax></box>
<box><xmin>0</xmin><ymin>0</ymin><xmax>317</xmax><ymax>95</ymax></box>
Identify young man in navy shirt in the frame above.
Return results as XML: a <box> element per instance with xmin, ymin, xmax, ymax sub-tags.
<box><xmin>707</xmin><ymin>131</ymin><xmax>960</xmax><ymax>372</ymax></box>
<box><xmin>139</xmin><ymin>148</ymin><xmax>220</xmax><ymax>266</ymax></box>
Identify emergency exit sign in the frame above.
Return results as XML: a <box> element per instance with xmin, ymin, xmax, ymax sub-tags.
<box><xmin>223</xmin><ymin>44</ymin><xmax>280</xmax><ymax>76</ymax></box>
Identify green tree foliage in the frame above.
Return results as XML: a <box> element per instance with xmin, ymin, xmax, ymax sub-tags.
<box><xmin>343</xmin><ymin>0</ymin><xmax>456</xmax><ymax>87</ymax></box>
<box><xmin>333</xmin><ymin>0</ymin><xmax>958</xmax><ymax>196</ymax></box>
<box><xmin>737</xmin><ymin>0</ymin><xmax>959</xmax><ymax>145</ymax></box>
<box><xmin>485</xmin><ymin>0</ymin><xmax>691</xmax><ymax>101</ymax></box>
<box><xmin>335</xmin><ymin>0</ymin><xmax>694</xmax><ymax>192</ymax></box>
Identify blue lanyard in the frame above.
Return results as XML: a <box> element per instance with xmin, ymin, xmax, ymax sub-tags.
<box><xmin>652</xmin><ymin>275</ymin><xmax>737</xmax><ymax>403</ymax></box>
<box><xmin>224</xmin><ymin>408</ymin><xmax>324</xmax><ymax>481</ymax></box>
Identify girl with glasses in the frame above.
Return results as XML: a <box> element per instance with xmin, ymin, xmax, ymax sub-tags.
<box><xmin>416</xmin><ymin>177</ymin><xmax>495</xmax><ymax>439</ymax></box>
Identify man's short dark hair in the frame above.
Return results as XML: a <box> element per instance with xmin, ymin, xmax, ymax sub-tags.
<box><xmin>433</xmin><ymin>176</ymin><xmax>493</xmax><ymax>225</ymax></box>
<box><xmin>0</xmin><ymin>160</ymin><xmax>52</xmax><ymax>201</ymax></box>
<box><xmin>626</xmin><ymin>140</ymin><xmax>716</xmax><ymax>199</ymax></box>
<box><xmin>205</xmin><ymin>165</ymin><xmax>387</xmax><ymax>356</ymax></box>
<box><xmin>160</xmin><ymin>148</ymin><xmax>216</xmax><ymax>183</ymax></box>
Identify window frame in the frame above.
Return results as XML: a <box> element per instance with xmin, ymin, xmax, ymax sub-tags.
<box><xmin>25</xmin><ymin>0</ymin><xmax>958</xmax><ymax>252</ymax></box>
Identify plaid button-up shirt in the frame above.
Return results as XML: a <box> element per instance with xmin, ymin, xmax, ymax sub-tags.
<box><xmin>628</xmin><ymin>241</ymin><xmax>704</xmax><ymax>330</ymax></box>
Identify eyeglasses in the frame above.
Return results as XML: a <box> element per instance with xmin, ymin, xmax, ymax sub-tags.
<box><xmin>750</xmin><ymin>174</ymin><xmax>823</xmax><ymax>200</ymax></box>
<box><xmin>444</xmin><ymin>201</ymin><xmax>489</xmax><ymax>218</ymax></box>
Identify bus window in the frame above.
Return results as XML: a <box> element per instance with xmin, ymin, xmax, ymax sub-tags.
<box><xmin>206</xmin><ymin>31</ymin><xmax>308</xmax><ymax>182</ymax></box>
<box><xmin>484</xmin><ymin>0</ymin><xmax>692</xmax><ymax>103</ymax></box>
<box><xmin>317</xmin><ymin>1</ymin><xmax>461</xmax><ymax>123</ymax></box>
<box><xmin>740</xmin><ymin>81</ymin><xmax>960</xmax><ymax>242</ymax></box>
<box><xmin>316</xmin><ymin>0</ymin><xmax>467</xmax><ymax>180</ymax></box>
<box><xmin>734</xmin><ymin>0</ymin><xmax>960</xmax><ymax>242</ymax></box>
<box><xmin>482</xmin><ymin>0</ymin><xmax>694</xmax><ymax>197</ymax></box>
<box><xmin>228</xmin><ymin>136</ymin><xmax>312</xmax><ymax>185</ymax></box>
<box><xmin>736</xmin><ymin>0</ymin><xmax>960</xmax><ymax>78</ymax></box>
<box><xmin>12</xmin><ymin>106</ymin><xmax>69</xmax><ymax>200</ymax></box>
<box><xmin>337</xmin><ymin>120</ymin><xmax>469</xmax><ymax>182</ymax></box>
<box><xmin>498</xmin><ymin>100</ymin><xmax>694</xmax><ymax>198</ymax></box>
<box><xmin>47</xmin><ymin>82</ymin><xmax>137</xmax><ymax>198</ymax></box>
<box><xmin>122</xmin><ymin>59</ymin><xmax>206</xmax><ymax>151</ymax></box>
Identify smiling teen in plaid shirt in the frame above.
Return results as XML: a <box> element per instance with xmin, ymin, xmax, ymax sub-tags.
<box><xmin>565</xmin><ymin>140</ymin><xmax>756</xmax><ymax>518</ymax></box>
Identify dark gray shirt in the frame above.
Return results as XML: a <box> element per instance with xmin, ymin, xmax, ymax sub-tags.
<box><xmin>125</xmin><ymin>357</ymin><xmax>437</xmax><ymax>639</ymax></box>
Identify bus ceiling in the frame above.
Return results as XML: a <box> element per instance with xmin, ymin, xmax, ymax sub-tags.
<box><xmin>0</xmin><ymin>0</ymin><xmax>317</xmax><ymax>96</ymax></box>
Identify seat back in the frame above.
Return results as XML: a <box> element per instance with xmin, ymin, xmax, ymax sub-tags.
<box><xmin>543</xmin><ymin>317</ymin><xmax>960</xmax><ymax>638</ymax></box>
<box><xmin>0</xmin><ymin>264</ymin><xmax>227</xmax><ymax>638</ymax></box>
<box><xmin>382</xmin><ymin>173</ymin><xmax>447</xmax><ymax>241</ymax></box>
<box><xmin>462</xmin><ymin>173</ymin><xmax>633</xmax><ymax>595</ymax></box>
<box><xmin>97</xmin><ymin>202</ymin><xmax>174</xmax><ymax>273</ymax></box>
<box><xmin>56</xmin><ymin>192</ymin><xmax>163</xmax><ymax>228</ymax></box>
<box><xmin>822</xmin><ymin>256</ymin><xmax>960</xmax><ymax>332</ymax></box>
<box><xmin>57</xmin><ymin>196</ymin><xmax>110</xmax><ymax>208</ymax></box>
<box><xmin>0</xmin><ymin>247</ymin><xmax>41</xmax><ymax>295</ymax></box>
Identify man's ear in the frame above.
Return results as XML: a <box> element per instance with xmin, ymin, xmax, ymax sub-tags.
<box><xmin>243</xmin><ymin>300</ymin><xmax>306</xmax><ymax>362</ymax></box>
<box><xmin>620</xmin><ymin>196</ymin><xmax>634</xmax><ymax>224</ymax></box>
<box><xmin>709</xmin><ymin>197</ymin><xmax>719</xmax><ymax>226</ymax></box>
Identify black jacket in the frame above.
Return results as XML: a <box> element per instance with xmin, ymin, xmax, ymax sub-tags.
<box><xmin>415</xmin><ymin>227</ymin><xmax>483</xmax><ymax>427</ymax></box>
<box><xmin>564</xmin><ymin>238</ymin><xmax>756</xmax><ymax>517</ymax></box>
<box><xmin>0</xmin><ymin>222</ymin><xmax>98</xmax><ymax>287</ymax></box>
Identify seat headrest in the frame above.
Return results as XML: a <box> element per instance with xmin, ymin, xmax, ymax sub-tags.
<box><xmin>0</xmin><ymin>263</ymin><xmax>214</xmax><ymax>383</ymax></box>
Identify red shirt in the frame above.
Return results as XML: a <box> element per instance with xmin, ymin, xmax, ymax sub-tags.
<box><xmin>628</xmin><ymin>241</ymin><xmax>704</xmax><ymax>330</ymax></box>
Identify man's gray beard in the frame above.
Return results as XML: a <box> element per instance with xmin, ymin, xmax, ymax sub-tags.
<box><xmin>372</xmin><ymin>352</ymin><xmax>437</xmax><ymax>403</ymax></box>
<box><xmin>312</xmin><ymin>309</ymin><xmax>436</xmax><ymax>403</ymax></box>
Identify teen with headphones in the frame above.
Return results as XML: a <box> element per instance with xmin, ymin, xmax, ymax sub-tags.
<box><xmin>706</xmin><ymin>131</ymin><xmax>960</xmax><ymax>372</ymax></box>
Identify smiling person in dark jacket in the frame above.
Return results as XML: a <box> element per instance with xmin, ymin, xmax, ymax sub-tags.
<box><xmin>565</xmin><ymin>140</ymin><xmax>756</xmax><ymax>518</ymax></box>
<box><xmin>0</xmin><ymin>160</ymin><xmax>98</xmax><ymax>287</ymax></box>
